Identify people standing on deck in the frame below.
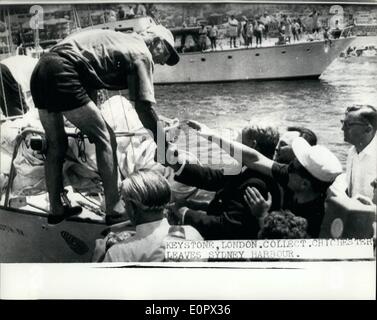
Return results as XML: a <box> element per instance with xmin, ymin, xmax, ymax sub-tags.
<box><xmin>260</xmin><ymin>12</ymin><xmax>271</xmax><ymax>41</ymax></box>
<box><xmin>117</xmin><ymin>5</ymin><xmax>125</xmax><ymax>21</ymax></box>
<box><xmin>254</xmin><ymin>18</ymin><xmax>264</xmax><ymax>48</ymax></box>
<box><xmin>0</xmin><ymin>55</ymin><xmax>38</xmax><ymax>117</ymax></box>
<box><xmin>125</xmin><ymin>5</ymin><xmax>135</xmax><ymax>19</ymax></box>
<box><xmin>310</xmin><ymin>9</ymin><xmax>320</xmax><ymax>34</ymax></box>
<box><xmin>244</xmin><ymin>19</ymin><xmax>254</xmax><ymax>48</ymax></box>
<box><xmin>281</xmin><ymin>15</ymin><xmax>291</xmax><ymax>44</ymax></box>
<box><xmin>198</xmin><ymin>24</ymin><xmax>208</xmax><ymax>52</ymax></box>
<box><xmin>240</xmin><ymin>16</ymin><xmax>248</xmax><ymax>46</ymax></box>
<box><xmin>208</xmin><ymin>23</ymin><xmax>219</xmax><ymax>50</ymax></box>
<box><xmin>227</xmin><ymin>15</ymin><xmax>239</xmax><ymax>48</ymax></box>
<box><xmin>292</xmin><ymin>19</ymin><xmax>300</xmax><ymax>42</ymax></box>
<box><xmin>30</xmin><ymin>25</ymin><xmax>179</xmax><ymax>225</ymax></box>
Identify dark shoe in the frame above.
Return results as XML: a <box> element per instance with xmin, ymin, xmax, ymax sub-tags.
<box><xmin>105</xmin><ymin>213</ymin><xmax>128</xmax><ymax>226</ymax></box>
<box><xmin>48</xmin><ymin>205</ymin><xmax>82</xmax><ymax>225</ymax></box>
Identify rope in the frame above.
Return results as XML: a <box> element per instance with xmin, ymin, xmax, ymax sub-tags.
<box><xmin>88</xmin><ymin>5</ymin><xmax>94</xmax><ymax>27</ymax></box>
<box><xmin>118</xmin><ymin>90</ymin><xmax>137</xmax><ymax>168</ymax></box>
<box><xmin>0</xmin><ymin>65</ymin><xmax>9</xmax><ymax>117</ymax></box>
<box><xmin>17</xmin><ymin>83</ymin><xmax>25</xmax><ymax>115</ymax></box>
<box><xmin>75</xmin><ymin>129</ymin><xmax>87</xmax><ymax>163</ymax></box>
<box><xmin>6</xmin><ymin>8</ymin><xmax>12</xmax><ymax>58</ymax></box>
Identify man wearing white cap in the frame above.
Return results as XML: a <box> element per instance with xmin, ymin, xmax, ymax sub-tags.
<box><xmin>186</xmin><ymin>120</ymin><xmax>343</xmax><ymax>237</ymax></box>
<box><xmin>30</xmin><ymin>25</ymin><xmax>179</xmax><ymax>224</ymax></box>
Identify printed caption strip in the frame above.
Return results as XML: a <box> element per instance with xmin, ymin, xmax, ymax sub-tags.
<box><xmin>165</xmin><ymin>239</ymin><xmax>374</xmax><ymax>260</ymax></box>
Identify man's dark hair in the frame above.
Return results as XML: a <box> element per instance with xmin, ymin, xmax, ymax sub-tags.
<box><xmin>287</xmin><ymin>126</ymin><xmax>317</xmax><ymax>146</ymax></box>
<box><xmin>346</xmin><ymin>104</ymin><xmax>377</xmax><ymax>131</ymax></box>
<box><xmin>241</xmin><ymin>126</ymin><xmax>280</xmax><ymax>159</ymax></box>
<box><xmin>258</xmin><ymin>210</ymin><xmax>309</xmax><ymax>239</ymax></box>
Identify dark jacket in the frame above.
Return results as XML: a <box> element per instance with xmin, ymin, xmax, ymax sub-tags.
<box><xmin>175</xmin><ymin>163</ymin><xmax>282</xmax><ymax>240</ymax></box>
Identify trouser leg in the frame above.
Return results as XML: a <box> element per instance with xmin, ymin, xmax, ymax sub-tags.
<box><xmin>63</xmin><ymin>101</ymin><xmax>119</xmax><ymax>214</ymax></box>
<box><xmin>38</xmin><ymin>109</ymin><xmax>67</xmax><ymax>215</ymax></box>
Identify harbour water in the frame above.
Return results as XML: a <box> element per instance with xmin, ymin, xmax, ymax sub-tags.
<box><xmin>155</xmin><ymin>54</ymin><xmax>377</xmax><ymax>167</ymax></box>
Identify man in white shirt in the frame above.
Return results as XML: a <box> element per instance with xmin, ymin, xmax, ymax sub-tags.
<box><xmin>342</xmin><ymin>104</ymin><xmax>377</xmax><ymax>202</ymax></box>
<box><xmin>94</xmin><ymin>170</ymin><xmax>203</xmax><ymax>262</ymax></box>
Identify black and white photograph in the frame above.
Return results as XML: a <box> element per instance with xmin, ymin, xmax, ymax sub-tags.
<box><xmin>0</xmin><ymin>0</ymin><xmax>375</xmax><ymax>300</ymax></box>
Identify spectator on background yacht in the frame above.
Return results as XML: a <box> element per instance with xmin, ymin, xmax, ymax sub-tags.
<box><xmin>198</xmin><ymin>24</ymin><xmax>208</xmax><ymax>51</ymax></box>
<box><xmin>126</xmin><ymin>5</ymin><xmax>135</xmax><ymax>19</ymax></box>
<box><xmin>309</xmin><ymin>9</ymin><xmax>320</xmax><ymax>34</ymax></box>
<box><xmin>254</xmin><ymin>18</ymin><xmax>264</xmax><ymax>48</ymax></box>
<box><xmin>227</xmin><ymin>15</ymin><xmax>239</xmax><ymax>48</ymax></box>
<box><xmin>292</xmin><ymin>19</ymin><xmax>300</xmax><ymax>42</ymax></box>
<box><xmin>208</xmin><ymin>23</ymin><xmax>219</xmax><ymax>50</ymax></box>
<box><xmin>260</xmin><ymin>12</ymin><xmax>271</xmax><ymax>40</ymax></box>
<box><xmin>117</xmin><ymin>5</ymin><xmax>125</xmax><ymax>20</ymax></box>
<box><xmin>244</xmin><ymin>19</ymin><xmax>254</xmax><ymax>48</ymax></box>
<box><xmin>240</xmin><ymin>16</ymin><xmax>248</xmax><ymax>46</ymax></box>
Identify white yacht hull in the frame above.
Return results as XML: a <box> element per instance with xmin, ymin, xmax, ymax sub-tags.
<box><xmin>154</xmin><ymin>37</ymin><xmax>355</xmax><ymax>84</ymax></box>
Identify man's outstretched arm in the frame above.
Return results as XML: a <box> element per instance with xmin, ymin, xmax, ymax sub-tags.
<box><xmin>187</xmin><ymin>120</ymin><xmax>275</xmax><ymax>177</ymax></box>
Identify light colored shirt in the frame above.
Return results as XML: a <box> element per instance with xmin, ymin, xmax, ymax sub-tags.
<box><xmin>103</xmin><ymin>218</ymin><xmax>203</xmax><ymax>262</ymax></box>
<box><xmin>346</xmin><ymin>134</ymin><xmax>377</xmax><ymax>199</ymax></box>
<box><xmin>52</xmin><ymin>29</ymin><xmax>156</xmax><ymax>104</ymax></box>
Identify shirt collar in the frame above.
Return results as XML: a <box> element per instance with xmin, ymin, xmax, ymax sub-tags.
<box><xmin>135</xmin><ymin>218</ymin><xmax>169</xmax><ymax>237</ymax></box>
<box><xmin>359</xmin><ymin>133</ymin><xmax>377</xmax><ymax>158</ymax></box>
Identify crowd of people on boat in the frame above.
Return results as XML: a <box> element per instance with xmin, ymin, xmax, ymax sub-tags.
<box><xmin>0</xmin><ymin>17</ymin><xmax>375</xmax><ymax>263</ymax></box>
<box><xmin>186</xmin><ymin>9</ymin><xmax>348</xmax><ymax>52</ymax></box>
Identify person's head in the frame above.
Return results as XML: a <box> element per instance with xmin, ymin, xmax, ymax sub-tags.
<box><xmin>341</xmin><ymin>104</ymin><xmax>377</xmax><ymax>151</ymax></box>
<box><xmin>238</xmin><ymin>126</ymin><xmax>280</xmax><ymax>159</ymax></box>
<box><xmin>140</xmin><ymin>25</ymin><xmax>180</xmax><ymax>66</ymax></box>
<box><xmin>120</xmin><ymin>169</ymin><xmax>171</xmax><ymax>226</ymax></box>
<box><xmin>231</xmin><ymin>15</ymin><xmax>235</xmax><ymax>19</ymax></box>
<box><xmin>264</xmin><ymin>12</ymin><xmax>268</xmax><ymax>17</ymax></box>
<box><xmin>287</xmin><ymin>137</ymin><xmax>343</xmax><ymax>195</ymax></box>
<box><xmin>258</xmin><ymin>210</ymin><xmax>309</xmax><ymax>239</ymax></box>
<box><xmin>273</xmin><ymin>126</ymin><xmax>317</xmax><ymax>163</ymax></box>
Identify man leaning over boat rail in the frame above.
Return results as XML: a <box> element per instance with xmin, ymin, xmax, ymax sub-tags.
<box><xmin>30</xmin><ymin>25</ymin><xmax>179</xmax><ymax>225</ymax></box>
<box><xmin>185</xmin><ymin>120</ymin><xmax>343</xmax><ymax>238</ymax></box>
<box><xmin>163</xmin><ymin>125</ymin><xmax>282</xmax><ymax>240</ymax></box>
